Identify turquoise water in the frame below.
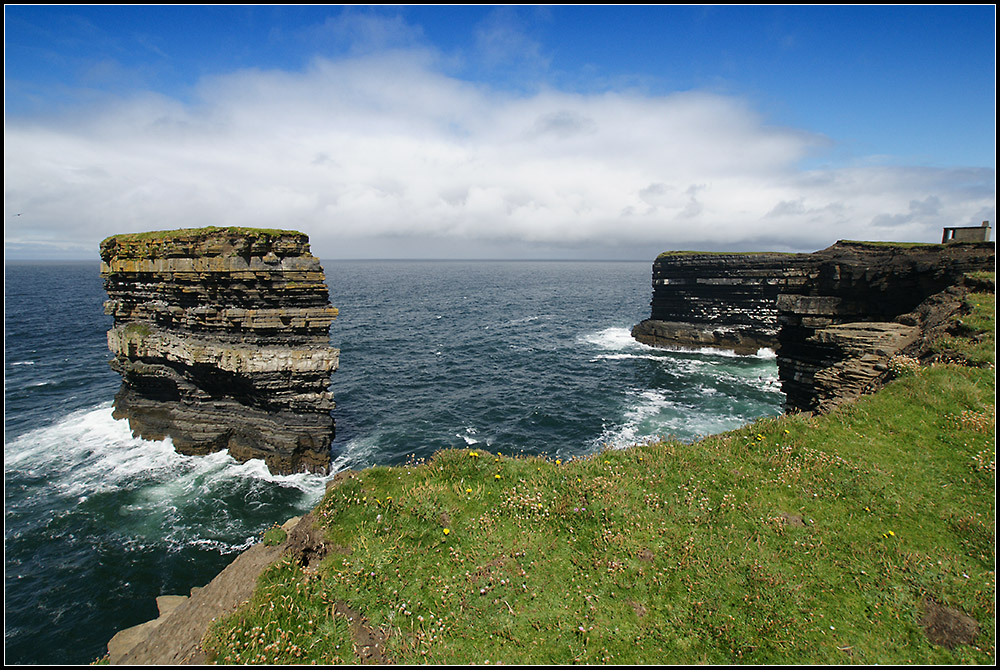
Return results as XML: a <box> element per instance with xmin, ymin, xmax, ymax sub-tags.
<box><xmin>3</xmin><ymin>260</ymin><xmax>783</xmax><ymax>664</ymax></box>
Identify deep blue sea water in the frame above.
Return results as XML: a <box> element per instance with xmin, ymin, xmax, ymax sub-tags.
<box><xmin>4</xmin><ymin>260</ymin><xmax>783</xmax><ymax>665</ymax></box>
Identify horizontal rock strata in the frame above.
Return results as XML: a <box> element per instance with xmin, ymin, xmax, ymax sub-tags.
<box><xmin>101</xmin><ymin>227</ymin><xmax>339</xmax><ymax>474</ymax></box>
<box><xmin>776</xmin><ymin>241</ymin><xmax>994</xmax><ymax>413</ymax></box>
<box><xmin>631</xmin><ymin>251</ymin><xmax>815</xmax><ymax>355</ymax></box>
<box><xmin>634</xmin><ymin>240</ymin><xmax>994</xmax><ymax>413</ymax></box>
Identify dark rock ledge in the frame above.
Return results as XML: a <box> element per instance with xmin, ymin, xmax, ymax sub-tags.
<box><xmin>107</xmin><ymin>514</ymin><xmax>302</xmax><ymax>664</ymax></box>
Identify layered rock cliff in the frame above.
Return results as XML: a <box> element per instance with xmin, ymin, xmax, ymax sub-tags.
<box><xmin>776</xmin><ymin>241</ymin><xmax>995</xmax><ymax>413</ymax></box>
<box><xmin>634</xmin><ymin>240</ymin><xmax>995</xmax><ymax>413</ymax></box>
<box><xmin>100</xmin><ymin>227</ymin><xmax>339</xmax><ymax>474</ymax></box>
<box><xmin>631</xmin><ymin>251</ymin><xmax>815</xmax><ymax>355</ymax></box>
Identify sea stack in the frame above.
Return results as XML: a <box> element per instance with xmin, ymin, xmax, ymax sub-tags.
<box><xmin>100</xmin><ymin>227</ymin><xmax>339</xmax><ymax>475</ymax></box>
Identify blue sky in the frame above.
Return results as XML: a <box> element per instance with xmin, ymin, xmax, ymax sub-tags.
<box><xmin>4</xmin><ymin>5</ymin><xmax>996</xmax><ymax>259</ymax></box>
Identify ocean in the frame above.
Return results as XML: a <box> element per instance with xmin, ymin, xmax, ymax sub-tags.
<box><xmin>3</xmin><ymin>260</ymin><xmax>783</xmax><ymax>665</ymax></box>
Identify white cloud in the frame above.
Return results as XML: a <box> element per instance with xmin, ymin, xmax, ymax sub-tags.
<box><xmin>4</xmin><ymin>51</ymin><xmax>995</xmax><ymax>259</ymax></box>
<box><xmin>307</xmin><ymin>10</ymin><xmax>428</xmax><ymax>55</ymax></box>
<box><xmin>473</xmin><ymin>6</ymin><xmax>550</xmax><ymax>73</ymax></box>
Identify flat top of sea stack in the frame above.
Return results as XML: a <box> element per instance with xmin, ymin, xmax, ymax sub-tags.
<box><xmin>101</xmin><ymin>226</ymin><xmax>306</xmax><ymax>246</ymax></box>
<box><xmin>100</xmin><ymin>226</ymin><xmax>313</xmax><ymax>261</ymax></box>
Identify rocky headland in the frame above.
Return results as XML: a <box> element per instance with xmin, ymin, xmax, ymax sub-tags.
<box><xmin>100</xmin><ymin>235</ymin><xmax>993</xmax><ymax>664</ymax></box>
<box><xmin>775</xmin><ymin>240</ymin><xmax>995</xmax><ymax>413</ymax></box>
<box><xmin>631</xmin><ymin>250</ymin><xmax>816</xmax><ymax>355</ymax></box>
<box><xmin>100</xmin><ymin>226</ymin><xmax>339</xmax><ymax>475</ymax></box>
<box><xmin>633</xmin><ymin>240</ymin><xmax>995</xmax><ymax>413</ymax></box>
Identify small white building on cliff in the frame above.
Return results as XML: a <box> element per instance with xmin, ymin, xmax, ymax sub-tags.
<box><xmin>942</xmin><ymin>221</ymin><xmax>991</xmax><ymax>243</ymax></box>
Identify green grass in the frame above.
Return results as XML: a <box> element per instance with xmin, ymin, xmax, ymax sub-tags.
<box><xmin>836</xmin><ymin>239</ymin><xmax>993</xmax><ymax>249</ymax></box>
<box><xmin>202</xmin><ymin>288</ymin><xmax>996</xmax><ymax>665</ymax></box>
<box><xmin>966</xmin><ymin>272</ymin><xmax>996</xmax><ymax>285</ymax></box>
<box><xmin>654</xmin><ymin>240</ymin><xmax>987</xmax><ymax>260</ymax></box>
<box><xmin>262</xmin><ymin>525</ymin><xmax>289</xmax><ymax>547</ymax></box>
<box><xmin>837</xmin><ymin>240</ymin><xmax>950</xmax><ymax>249</ymax></box>
<box><xmin>931</xmin><ymin>274</ymin><xmax>996</xmax><ymax>367</ymax></box>
<box><xmin>101</xmin><ymin>226</ymin><xmax>303</xmax><ymax>246</ymax></box>
<box><xmin>656</xmin><ymin>250</ymin><xmax>800</xmax><ymax>259</ymax></box>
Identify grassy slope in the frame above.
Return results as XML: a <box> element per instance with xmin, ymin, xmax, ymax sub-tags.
<box><xmin>203</xmin><ymin>282</ymin><xmax>995</xmax><ymax>665</ymax></box>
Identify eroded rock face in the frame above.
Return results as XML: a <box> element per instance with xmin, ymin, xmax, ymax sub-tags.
<box><xmin>634</xmin><ymin>240</ymin><xmax>994</xmax><ymax>413</ymax></box>
<box><xmin>776</xmin><ymin>241</ymin><xmax>994</xmax><ymax>413</ymax></box>
<box><xmin>101</xmin><ymin>227</ymin><xmax>339</xmax><ymax>474</ymax></box>
<box><xmin>631</xmin><ymin>251</ymin><xmax>815</xmax><ymax>355</ymax></box>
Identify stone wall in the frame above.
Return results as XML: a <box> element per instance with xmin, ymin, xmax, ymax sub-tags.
<box><xmin>101</xmin><ymin>227</ymin><xmax>339</xmax><ymax>474</ymax></box>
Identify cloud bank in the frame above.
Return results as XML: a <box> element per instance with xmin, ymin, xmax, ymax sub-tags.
<box><xmin>4</xmin><ymin>51</ymin><xmax>995</xmax><ymax>259</ymax></box>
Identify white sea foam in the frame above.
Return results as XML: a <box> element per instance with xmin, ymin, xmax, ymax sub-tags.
<box><xmin>590</xmin><ymin>352</ymin><xmax>665</xmax><ymax>363</ymax></box>
<box><xmin>593</xmin><ymin>385</ymin><xmax>766</xmax><ymax>452</ymax></box>
<box><xmin>595</xmin><ymin>389</ymin><xmax>674</xmax><ymax>449</ymax></box>
<box><xmin>684</xmin><ymin>345</ymin><xmax>776</xmax><ymax>359</ymax></box>
<box><xmin>579</xmin><ymin>326</ymin><xmax>649</xmax><ymax>351</ymax></box>
<box><xmin>5</xmin><ymin>403</ymin><xmax>330</xmax><ymax>547</ymax></box>
<box><xmin>580</xmin><ymin>326</ymin><xmax>777</xmax><ymax>360</ymax></box>
<box><xmin>457</xmin><ymin>427</ymin><xmax>480</xmax><ymax>445</ymax></box>
<box><xmin>661</xmin><ymin>345</ymin><xmax>754</xmax><ymax>359</ymax></box>
<box><xmin>188</xmin><ymin>536</ymin><xmax>257</xmax><ymax>554</ymax></box>
<box><xmin>4</xmin><ymin>402</ymin><xmax>147</xmax><ymax>475</ymax></box>
<box><xmin>330</xmin><ymin>433</ymin><xmax>383</xmax><ymax>472</ymax></box>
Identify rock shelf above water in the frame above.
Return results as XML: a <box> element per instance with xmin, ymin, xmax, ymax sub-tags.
<box><xmin>634</xmin><ymin>240</ymin><xmax>995</xmax><ymax>413</ymax></box>
<box><xmin>100</xmin><ymin>226</ymin><xmax>339</xmax><ymax>475</ymax></box>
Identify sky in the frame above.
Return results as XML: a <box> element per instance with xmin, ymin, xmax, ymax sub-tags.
<box><xmin>4</xmin><ymin>4</ymin><xmax>996</xmax><ymax>260</ymax></box>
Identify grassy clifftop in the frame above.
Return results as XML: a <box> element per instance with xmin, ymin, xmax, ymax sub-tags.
<box><xmin>201</xmin><ymin>280</ymin><xmax>995</xmax><ymax>665</ymax></box>
<box><xmin>100</xmin><ymin>226</ymin><xmax>304</xmax><ymax>246</ymax></box>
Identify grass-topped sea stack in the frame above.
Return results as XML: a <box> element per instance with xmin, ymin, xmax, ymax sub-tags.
<box><xmin>100</xmin><ymin>227</ymin><xmax>339</xmax><ymax>475</ymax></box>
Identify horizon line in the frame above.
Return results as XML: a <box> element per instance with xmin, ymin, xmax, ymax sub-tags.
<box><xmin>4</xmin><ymin>256</ymin><xmax>661</xmax><ymax>264</ymax></box>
